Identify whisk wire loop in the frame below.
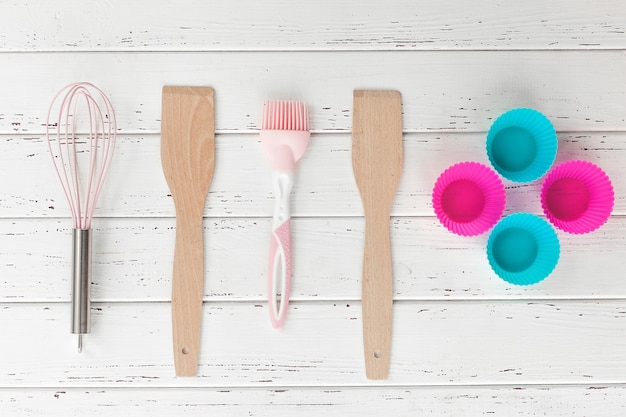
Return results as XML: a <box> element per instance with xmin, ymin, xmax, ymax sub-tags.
<box><xmin>46</xmin><ymin>82</ymin><xmax>117</xmax><ymax>229</ymax></box>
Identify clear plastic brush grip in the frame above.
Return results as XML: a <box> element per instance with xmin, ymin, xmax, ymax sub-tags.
<box><xmin>72</xmin><ymin>228</ymin><xmax>91</xmax><ymax>335</ymax></box>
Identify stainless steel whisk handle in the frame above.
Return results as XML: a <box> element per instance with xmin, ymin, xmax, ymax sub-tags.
<box><xmin>72</xmin><ymin>228</ymin><xmax>91</xmax><ymax>351</ymax></box>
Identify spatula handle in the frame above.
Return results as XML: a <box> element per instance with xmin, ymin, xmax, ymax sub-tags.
<box><xmin>171</xmin><ymin>208</ymin><xmax>205</xmax><ymax>376</ymax></box>
<box><xmin>362</xmin><ymin>215</ymin><xmax>393</xmax><ymax>380</ymax></box>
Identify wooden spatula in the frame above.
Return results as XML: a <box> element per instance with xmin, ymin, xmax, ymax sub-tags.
<box><xmin>352</xmin><ymin>90</ymin><xmax>403</xmax><ymax>380</ymax></box>
<box><xmin>161</xmin><ymin>86</ymin><xmax>215</xmax><ymax>376</ymax></box>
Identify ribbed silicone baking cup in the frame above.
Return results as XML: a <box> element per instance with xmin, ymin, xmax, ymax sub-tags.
<box><xmin>487</xmin><ymin>213</ymin><xmax>560</xmax><ymax>285</ymax></box>
<box><xmin>433</xmin><ymin>162</ymin><xmax>506</xmax><ymax>236</ymax></box>
<box><xmin>541</xmin><ymin>160</ymin><xmax>614</xmax><ymax>234</ymax></box>
<box><xmin>486</xmin><ymin>108</ymin><xmax>557</xmax><ymax>183</ymax></box>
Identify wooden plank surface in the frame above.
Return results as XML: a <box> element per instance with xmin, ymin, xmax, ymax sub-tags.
<box><xmin>1</xmin><ymin>133</ymin><xmax>624</xmax><ymax>218</ymax></box>
<box><xmin>1</xmin><ymin>385</ymin><xmax>626</xmax><ymax>416</ymax></box>
<box><xmin>0</xmin><ymin>0</ymin><xmax>624</xmax><ymax>51</ymax></box>
<box><xmin>0</xmin><ymin>52</ymin><xmax>625</xmax><ymax>134</ymax></box>
<box><xmin>0</xmin><ymin>216</ymin><xmax>625</xmax><ymax>302</ymax></box>
<box><xmin>1</xmin><ymin>302</ymin><xmax>625</xmax><ymax>387</ymax></box>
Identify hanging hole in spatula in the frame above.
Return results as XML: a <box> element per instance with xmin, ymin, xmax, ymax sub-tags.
<box><xmin>373</xmin><ymin>350</ymin><xmax>382</xmax><ymax>359</ymax></box>
<box><xmin>182</xmin><ymin>347</ymin><xmax>190</xmax><ymax>355</ymax></box>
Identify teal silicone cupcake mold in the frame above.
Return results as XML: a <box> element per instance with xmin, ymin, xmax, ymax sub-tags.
<box><xmin>487</xmin><ymin>213</ymin><xmax>560</xmax><ymax>285</ymax></box>
<box><xmin>486</xmin><ymin>108</ymin><xmax>557</xmax><ymax>183</ymax></box>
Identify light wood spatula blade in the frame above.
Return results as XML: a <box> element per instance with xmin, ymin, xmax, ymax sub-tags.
<box><xmin>161</xmin><ymin>87</ymin><xmax>215</xmax><ymax>195</ymax></box>
<box><xmin>352</xmin><ymin>90</ymin><xmax>403</xmax><ymax>380</ymax></box>
<box><xmin>161</xmin><ymin>86</ymin><xmax>215</xmax><ymax>376</ymax></box>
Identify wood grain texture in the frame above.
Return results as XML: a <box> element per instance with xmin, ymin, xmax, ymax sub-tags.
<box><xmin>161</xmin><ymin>86</ymin><xmax>215</xmax><ymax>376</ymax></box>
<box><xmin>0</xmin><ymin>52</ymin><xmax>626</xmax><ymax>134</ymax></box>
<box><xmin>0</xmin><ymin>216</ymin><xmax>625</xmax><ymax>302</ymax></box>
<box><xmin>0</xmin><ymin>0</ymin><xmax>625</xmax><ymax>51</ymax></box>
<box><xmin>2</xmin><ymin>132</ymin><xmax>625</xmax><ymax>218</ymax></box>
<box><xmin>353</xmin><ymin>90</ymin><xmax>403</xmax><ymax>379</ymax></box>
<box><xmin>2</xmin><ymin>385</ymin><xmax>626</xmax><ymax>416</ymax></box>
<box><xmin>1</xmin><ymin>302</ymin><xmax>626</xmax><ymax>387</ymax></box>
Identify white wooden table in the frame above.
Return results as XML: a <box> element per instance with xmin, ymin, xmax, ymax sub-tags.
<box><xmin>1</xmin><ymin>1</ymin><xmax>625</xmax><ymax>415</ymax></box>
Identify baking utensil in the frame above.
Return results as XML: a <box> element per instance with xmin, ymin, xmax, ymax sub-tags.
<box><xmin>260</xmin><ymin>100</ymin><xmax>311</xmax><ymax>329</ymax></box>
<box><xmin>487</xmin><ymin>213</ymin><xmax>560</xmax><ymax>285</ymax></box>
<box><xmin>486</xmin><ymin>108</ymin><xmax>557</xmax><ymax>183</ymax></box>
<box><xmin>161</xmin><ymin>86</ymin><xmax>215</xmax><ymax>376</ymax></box>
<box><xmin>45</xmin><ymin>82</ymin><xmax>117</xmax><ymax>352</ymax></box>
<box><xmin>541</xmin><ymin>160</ymin><xmax>614</xmax><ymax>234</ymax></box>
<box><xmin>432</xmin><ymin>162</ymin><xmax>506</xmax><ymax>236</ymax></box>
<box><xmin>352</xmin><ymin>90</ymin><xmax>402</xmax><ymax>379</ymax></box>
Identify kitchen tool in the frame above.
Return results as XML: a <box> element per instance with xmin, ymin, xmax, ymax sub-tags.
<box><xmin>45</xmin><ymin>82</ymin><xmax>117</xmax><ymax>353</ymax></box>
<box><xmin>487</xmin><ymin>213</ymin><xmax>560</xmax><ymax>285</ymax></box>
<box><xmin>486</xmin><ymin>108</ymin><xmax>557</xmax><ymax>183</ymax></box>
<box><xmin>352</xmin><ymin>90</ymin><xmax>402</xmax><ymax>379</ymax></box>
<box><xmin>541</xmin><ymin>160</ymin><xmax>614</xmax><ymax>234</ymax></box>
<box><xmin>260</xmin><ymin>100</ymin><xmax>311</xmax><ymax>329</ymax></box>
<box><xmin>161</xmin><ymin>86</ymin><xmax>215</xmax><ymax>376</ymax></box>
<box><xmin>432</xmin><ymin>161</ymin><xmax>506</xmax><ymax>236</ymax></box>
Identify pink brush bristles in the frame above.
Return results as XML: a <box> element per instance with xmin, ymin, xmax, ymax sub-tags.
<box><xmin>262</xmin><ymin>100</ymin><xmax>309</xmax><ymax>131</ymax></box>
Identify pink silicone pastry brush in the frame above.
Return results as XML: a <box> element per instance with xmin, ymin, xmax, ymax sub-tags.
<box><xmin>260</xmin><ymin>100</ymin><xmax>311</xmax><ymax>329</ymax></box>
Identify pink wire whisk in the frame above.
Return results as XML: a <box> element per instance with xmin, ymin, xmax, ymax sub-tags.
<box><xmin>45</xmin><ymin>82</ymin><xmax>117</xmax><ymax>352</ymax></box>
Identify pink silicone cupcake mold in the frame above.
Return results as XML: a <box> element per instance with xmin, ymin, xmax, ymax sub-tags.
<box><xmin>433</xmin><ymin>162</ymin><xmax>506</xmax><ymax>236</ymax></box>
<box><xmin>541</xmin><ymin>160</ymin><xmax>614</xmax><ymax>234</ymax></box>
